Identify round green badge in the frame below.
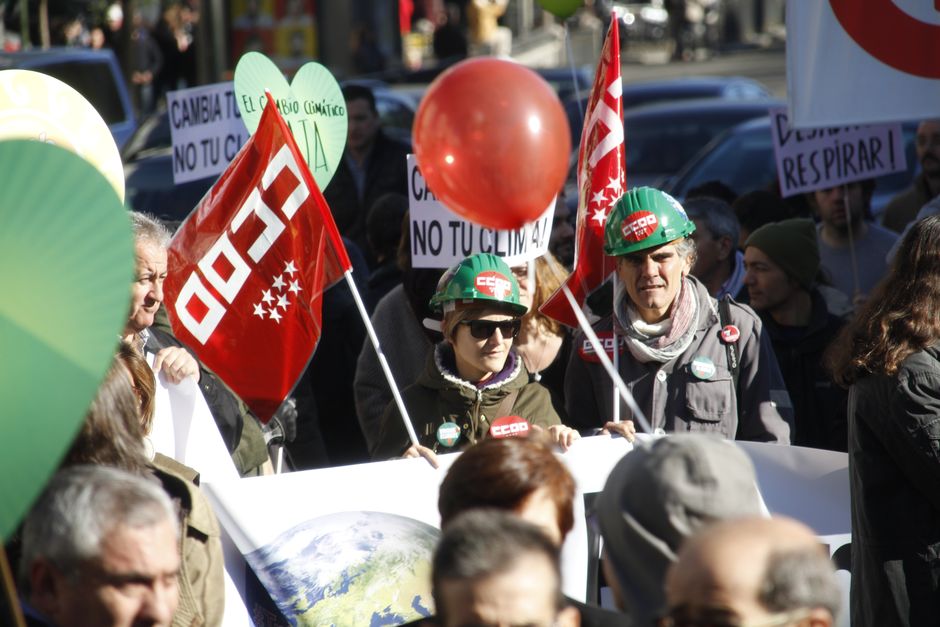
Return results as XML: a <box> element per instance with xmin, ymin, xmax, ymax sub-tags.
<box><xmin>436</xmin><ymin>422</ymin><xmax>462</xmax><ymax>448</ymax></box>
<box><xmin>690</xmin><ymin>356</ymin><xmax>717</xmax><ymax>380</ymax></box>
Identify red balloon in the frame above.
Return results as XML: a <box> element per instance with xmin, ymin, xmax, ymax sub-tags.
<box><xmin>414</xmin><ymin>58</ymin><xmax>571</xmax><ymax>230</ymax></box>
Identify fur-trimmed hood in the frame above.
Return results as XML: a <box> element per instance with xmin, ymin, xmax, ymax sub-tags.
<box><xmin>419</xmin><ymin>343</ymin><xmax>527</xmax><ymax>401</ymax></box>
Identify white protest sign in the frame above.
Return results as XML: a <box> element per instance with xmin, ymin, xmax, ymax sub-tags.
<box><xmin>146</xmin><ymin>354</ymin><xmax>239</xmax><ymax>485</ymax></box>
<box><xmin>787</xmin><ymin>1</ymin><xmax>940</xmax><ymax>128</ymax></box>
<box><xmin>204</xmin><ymin>436</ymin><xmax>850</xmax><ymax>624</ymax></box>
<box><xmin>769</xmin><ymin>107</ymin><xmax>906</xmax><ymax>198</ymax></box>
<box><xmin>408</xmin><ymin>155</ymin><xmax>553</xmax><ymax>268</ymax></box>
<box><xmin>167</xmin><ymin>82</ymin><xmax>249</xmax><ymax>184</ymax></box>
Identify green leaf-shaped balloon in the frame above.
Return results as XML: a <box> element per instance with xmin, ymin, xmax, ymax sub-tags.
<box><xmin>233</xmin><ymin>52</ymin><xmax>347</xmax><ymax>191</ymax></box>
<box><xmin>0</xmin><ymin>140</ymin><xmax>134</xmax><ymax>539</ymax></box>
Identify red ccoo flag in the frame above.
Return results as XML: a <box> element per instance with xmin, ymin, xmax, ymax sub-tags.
<box><xmin>164</xmin><ymin>93</ymin><xmax>351</xmax><ymax>422</ymax></box>
<box><xmin>540</xmin><ymin>16</ymin><xmax>624</xmax><ymax>328</ymax></box>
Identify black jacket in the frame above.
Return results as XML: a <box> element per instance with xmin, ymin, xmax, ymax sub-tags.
<box><xmin>322</xmin><ymin>130</ymin><xmax>409</xmax><ymax>261</ymax></box>
<box><xmin>848</xmin><ymin>344</ymin><xmax>940</xmax><ymax>625</ymax></box>
<box><xmin>760</xmin><ymin>290</ymin><xmax>848</xmax><ymax>451</ymax></box>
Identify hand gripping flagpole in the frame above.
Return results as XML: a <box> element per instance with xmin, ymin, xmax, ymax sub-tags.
<box><xmin>344</xmin><ymin>271</ymin><xmax>421</xmax><ymax>449</ymax></box>
<box><xmin>561</xmin><ymin>284</ymin><xmax>652</xmax><ymax>434</ymax></box>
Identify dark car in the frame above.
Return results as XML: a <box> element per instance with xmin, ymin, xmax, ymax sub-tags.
<box><xmin>622</xmin><ymin>97</ymin><xmax>783</xmax><ymax>188</ymax></box>
<box><xmin>121</xmin><ymin>105</ymin><xmax>214</xmax><ymax>227</ymax></box>
<box><xmin>357</xmin><ymin>60</ymin><xmax>591</xmax><ymax>104</ymax></box>
<box><xmin>123</xmin><ymin>149</ymin><xmax>214</xmax><ymax>229</ymax></box>
<box><xmin>622</xmin><ymin>76</ymin><xmax>771</xmax><ymax>107</ymax></box>
<box><xmin>0</xmin><ymin>47</ymin><xmax>137</xmax><ymax>149</ymax></box>
<box><xmin>565</xmin><ymin>75</ymin><xmax>772</xmax><ymax>145</ymax></box>
<box><xmin>532</xmin><ymin>66</ymin><xmax>595</xmax><ymax>103</ymax></box>
<box><xmin>340</xmin><ymin>79</ymin><xmax>419</xmax><ymax>147</ymax></box>
<box><xmin>663</xmin><ymin>116</ymin><xmax>920</xmax><ymax>217</ymax></box>
<box><xmin>121</xmin><ymin>109</ymin><xmax>173</xmax><ymax>161</ymax></box>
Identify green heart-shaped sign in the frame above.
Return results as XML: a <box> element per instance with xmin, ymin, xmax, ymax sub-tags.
<box><xmin>0</xmin><ymin>140</ymin><xmax>134</xmax><ymax>539</ymax></box>
<box><xmin>234</xmin><ymin>52</ymin><xmax>347</xmax><ymax>191</ymax></box>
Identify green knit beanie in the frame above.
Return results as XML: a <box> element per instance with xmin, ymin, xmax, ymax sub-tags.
<box><xmin>745</xmin><ymin>218</ymin><xmax>820</xmax><ymax>290</ymax></box>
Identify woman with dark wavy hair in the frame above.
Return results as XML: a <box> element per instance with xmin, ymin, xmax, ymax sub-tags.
<box><xmin>826</xmin><ymin>214</ymin><xmax>940</xmax><ymax>626</ymax></box>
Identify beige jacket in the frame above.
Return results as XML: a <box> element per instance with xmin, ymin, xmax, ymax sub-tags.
<box><xmin>153</xmin><ymin>454</ymin><xmax>225</xmax><ymax>627</ymax></box>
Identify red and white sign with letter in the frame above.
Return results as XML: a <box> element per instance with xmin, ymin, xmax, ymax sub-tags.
<box><xmin>787</xmin><ymin>1</ymin><xmax>940</xmax><ymax>127</ymax></box>
<box><xmin>165</xmin><ymin>94</ymin><xmax>351</xmax><ymax>422</ymax></box>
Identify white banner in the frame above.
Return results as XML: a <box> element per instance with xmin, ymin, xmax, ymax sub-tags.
<box><xmin>147</xmin><ymin>354</ymin><xmax>239</xmax><ymax>485</ymax></box>
<box><xmin>146</xmin><ymin>360</ymin><xmax>248</xmax><ymax>625</ymax></box>
<box><xmin>408</xmin><ymin>155</ymin><xmax>553</xmax><ymax>269</ymax></box>
<box><xmin>787</xmin><ymin>1</ymin><xmax>940</xmax><ymax>127</ymax></box>
<box><xmin>167</xmin><ymin>82</ymin><xmax>249</xmax><ymax>184</ymax></box>
<box><xmin>204</xmin><ymin>436</ymin><xmax>850</xmax><ymax>625</ymax></box>
<box><xmin>769</xmin><ymin>107</ymin><xmax>906</xmax><ymax>197</ymax></box>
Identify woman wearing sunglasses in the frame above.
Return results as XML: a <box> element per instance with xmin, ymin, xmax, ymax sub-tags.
<box><xmin>372</xmin><ymin>253</ymin><xmax>575</xmax><ymax>461</ymax></box>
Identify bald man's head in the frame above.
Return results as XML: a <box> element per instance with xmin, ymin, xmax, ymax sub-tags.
<box><xmin>665</xmin><ymin>517</ymin><xmax>840</xmax><ymax>627</ymax></box>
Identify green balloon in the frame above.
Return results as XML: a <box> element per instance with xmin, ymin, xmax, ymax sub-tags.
<box><xmin>0</xmin><ymin>140</ymin><xmax>134</xmax><ymax>539</ymax></box>
<box><xmin>233</xmin><ymin>52</ymin><xmax>348</xmax><ymax>192</ymax></box>
<box><xmin>538</xmin><ymin>0</ymin><xmax>583</xmax><ymax>19</ymax></box>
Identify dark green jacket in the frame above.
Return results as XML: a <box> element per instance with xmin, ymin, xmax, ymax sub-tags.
<box><xmin>373</xmin><ymin>344</ymin><xmax>561</xmax><ymax>459</ymax></box>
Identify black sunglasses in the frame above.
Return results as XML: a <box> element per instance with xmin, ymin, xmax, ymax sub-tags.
<box><xmin>459</xmin><ymin>318</ymin><xmax>522</xmax><ymax>340</ymax></box>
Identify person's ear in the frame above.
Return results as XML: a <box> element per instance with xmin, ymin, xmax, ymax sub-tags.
<box><xmin>681</xmin><ymin>253</ymin><xmax>694</xmax><ymax>278</ymax></box>
<box><xmin>556</xmin><ymin>605</ymin><xmax>581</xmax><ymax>627</ymax></box>
<box><xmin>29</xmin><ymin>559</ymin><xmax>65</xmax><ymax>619</ymax></box>
<box><xmin>717</xmin><ymin>235</ymin><xmax>735</xmax><ymax>261</ymax></box>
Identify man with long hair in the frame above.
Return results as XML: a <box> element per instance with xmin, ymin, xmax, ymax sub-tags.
<box><xmin>826</xmin><ymin>214</ymin><xmax>940</xmax><ymax>626</ymax></box>
<box><xmin>565</xmin><ymin>187</ymin><xmax>792</xmax><ymax>443</ymax></box>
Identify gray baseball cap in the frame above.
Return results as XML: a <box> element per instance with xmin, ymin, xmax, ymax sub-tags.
<box><xmin>596</xmin><ymin>434</ymin><xmax>764</xmax><ymax>624</ymax></box>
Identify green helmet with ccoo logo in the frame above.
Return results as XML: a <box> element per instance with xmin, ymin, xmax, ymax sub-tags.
<box><xmin>603</xmin><ymin>187</ymin><xmax>696</xmax><ymax>256</ymax></box>
<box><xmin>429</xmin><ymin>253</ymin><xmax>528</xmax><ymax>315</ymax></box>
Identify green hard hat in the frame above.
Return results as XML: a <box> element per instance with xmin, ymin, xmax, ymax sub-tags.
<box><xmin>604</xmin><ymin>187</ymin><xmax>696</xmax><ymax>256</ymax></box>
<box><xmin>429</xmin><ymin>253</ymin><xmax>528</xmax><ymax>315</ymax></box>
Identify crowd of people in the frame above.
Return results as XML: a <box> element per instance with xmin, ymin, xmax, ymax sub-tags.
<box><xmin>26</xmin><ymin>1</ymin><xmax>200</xmax><ymax>116</ymax></box>
<box><xmin>5</xmin><ymin>73</ymin><xmax>940</xmax><ymax>626</ymax></box>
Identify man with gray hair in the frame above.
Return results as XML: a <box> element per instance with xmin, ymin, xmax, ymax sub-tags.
<box><xmin>432</xmin><ymin>510</ymin><xmax>579</xmax><ymax>627</ymax></box>
<box><xmin>596</xmin><ymin>434</ymin><xmax>765</xmax><ymax>625</ymax></box>
<box><xmin>19</xmin><ymin>465</ymin><xmax>181</xmax><ymax>627</ymax></box>
<box><xmin>123</xmin><ymin>212</ymin><xmax>199</xmax><ymax>383</ymax></box>
<box><xmin>685</xmin><ymin>196</ymin><xmax>746</xmax><ymax>300</ymax></box>
<box><xmin>664</xmin><ymin>516</ymin><xmax>840</xmax><ymax>627</ymax></box>
<box><xmin>125</xmin><ymin>211</ymin><xmax>269</xmax><ymax>475</ymax></box>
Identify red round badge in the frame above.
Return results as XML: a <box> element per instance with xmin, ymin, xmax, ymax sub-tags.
<box><xmin>620</xmin><ymin>210</ymin><xmax>659</xmax><ymax>242</ymax></box>
<box><xmin>475</xmin><ymin>271</ymin><xmax>513</xmax><ymax>300</ymax></box>
<box><xmin>489</xmin><ymin>415</ymin><xmax>531</xmax><ymax>439</ymax></box>
<box><xmin>720</xmin><ymin>324</ymin><xmax>740</xmax><ymax>344</ymax></box>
